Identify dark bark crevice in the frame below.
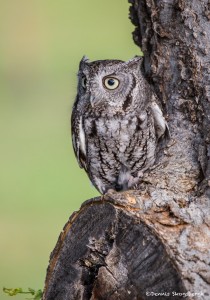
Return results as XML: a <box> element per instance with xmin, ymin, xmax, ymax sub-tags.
<box><xmin>43</xmin><ymin>198</ymin><xmax>188</xmax><ymax>300</ymax></box>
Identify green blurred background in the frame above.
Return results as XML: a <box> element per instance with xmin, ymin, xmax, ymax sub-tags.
<box><xmin>0</xmin><ymin>1</ymin><xmax>139</xmax><ymax>299</ymax></box>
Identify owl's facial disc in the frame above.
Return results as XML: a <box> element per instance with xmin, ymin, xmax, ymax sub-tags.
<box><xmin>103</xmin><ymin>77</ymin><xmax>120</xmax><ymax>90</ymax></box>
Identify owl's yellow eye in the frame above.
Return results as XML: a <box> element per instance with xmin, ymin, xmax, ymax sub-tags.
<box><xmin>103</xmin><ymin>77</ymin><xmax>119</xmax><ymax>90</ymax></box>
<box><xmin>81</xmin><ymin>76</ymin><xmax>87</xmax><ymax>89</ymax></box>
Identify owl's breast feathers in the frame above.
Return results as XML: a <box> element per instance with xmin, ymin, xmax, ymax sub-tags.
<box><xmin>72</xmin><ymin>104</ymin><xmax>168</xmax><ymax>194</ymax></box>
<box><xmin>72</xmin><ymin>100</ymin><xmax>168</xmax><ymax>193</ymax></box>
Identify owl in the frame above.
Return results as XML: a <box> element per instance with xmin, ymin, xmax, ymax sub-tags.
<box><xmin>71</xmin><ymin>56</ymin><xmax>169</xmax><ymax>194</ymax></box>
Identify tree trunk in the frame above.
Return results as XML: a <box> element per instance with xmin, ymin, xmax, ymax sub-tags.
<box><xmin>42</xmin><ymin>1</ymin><xmax>210</xmax><ymax>299</ymax></box>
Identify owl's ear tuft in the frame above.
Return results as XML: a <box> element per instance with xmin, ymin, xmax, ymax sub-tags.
<box><xmin>125</xmin><ymin>56</ymin><xmax>143</xmax><ymax>70</ymax></box>
<box><xmin>82</xmin><ymin>55</ymin><xmax>89</xmax><ymax>62</ymax></box>
<box><xmin>79</xmin><ymin>56</ymin><xmax>90</xmax><ymax>69</ymax></box>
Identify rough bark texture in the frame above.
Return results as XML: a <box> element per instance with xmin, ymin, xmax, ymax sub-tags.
<box><xmin>43</xmin><ymin>196</ymin><xmax>187</xmax><ymax>300</ymax></box>
<box><xmin>42</xmin><ymin>1</ymin><xmax>210</xmax><ymax>299</ymax></box>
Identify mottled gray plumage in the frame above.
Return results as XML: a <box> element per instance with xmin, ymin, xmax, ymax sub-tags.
<box><xmin>71</xmin><ymin>56</ymin><xmax>168</xmax><ymax>194</ymax></box>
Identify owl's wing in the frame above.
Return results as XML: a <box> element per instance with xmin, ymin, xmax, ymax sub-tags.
<box><xmin>150</xmin><ymin>100</ymin><xmax>170</xmax><ymax>139</ymax></box>
<box><xmin>71</xmin><ymin>107</ymin><xmax>87</xmax><ymax>170</ymax></box>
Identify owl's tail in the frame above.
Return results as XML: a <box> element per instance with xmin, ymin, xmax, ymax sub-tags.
<box><xmin>115</xmin><ymin>166</ymin><xmax>137</xmax><ymax>191</ymax></box>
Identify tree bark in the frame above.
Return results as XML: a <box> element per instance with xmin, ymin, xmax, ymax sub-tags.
<box><xmin>42</xmin><ymin>1</ymin><xmax>210</xmax><ymax>299</ymax></box>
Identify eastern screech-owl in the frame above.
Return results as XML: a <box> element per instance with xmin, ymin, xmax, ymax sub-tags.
<box><xmin>71</xmin><ymin>56</ymin><xmax>168</xmax><ymax>194</ymax></box>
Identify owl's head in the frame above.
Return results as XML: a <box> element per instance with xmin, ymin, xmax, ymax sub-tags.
<box><xmin>77</xmin><ymin>56</ymin><xmax>144</xmax><ymax>114</ymax></box>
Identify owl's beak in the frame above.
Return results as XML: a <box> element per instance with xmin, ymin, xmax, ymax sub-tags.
<box><xmin>89</xmin><ymin>94</ymin><xmax>103</xmax><ymax>108</ymax></box>
<box><xmin>90</xmin><ymin>95</ymin><xmax>96</xmax><ymax>107</ymax></box>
